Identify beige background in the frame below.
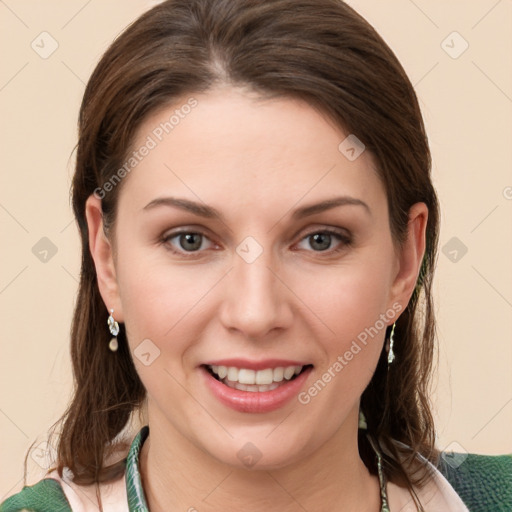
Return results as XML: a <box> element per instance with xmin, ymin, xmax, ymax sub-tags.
<box><xmin>1</xmin><ymin>0</ymin><xmax>511</xmax><ymax>500</ymax></box>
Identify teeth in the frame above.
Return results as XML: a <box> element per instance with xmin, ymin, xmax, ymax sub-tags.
<box><xmin>227</xmin><ymin>367</ymin><xmax>239</xmax><ymax>381</ymax></box>
<box><xmin>224</xmin><ymin>380</ymin><xmax>281</xmax><ymax>392</ymax></box>
<box><xmin>209</xmin><ymin>365</ymin><xmax>305</xmax><ymax>386</ymax></box>
<box><xmin>283</xmin><ymin>367</ymin><xmax>295</xmax><ymax>380</ymax></box>
<box><xmin>255</xmin><ymin>368</ymin><xmax>274</xmax><ymax>385</ymax></box>
<box><xmin>238</xmin><ymin>369</ymin><xmax>256</xmax><ymax>385</ymax></box>
<box><xmin>273</xmin><ymin>367</ymin><xmax>284</xmax><ymax>382</ymax></box>
<box><xmin>217</xmin><ymin>366</ymin><xmax>228</xmax><ymax>379</ymax></box>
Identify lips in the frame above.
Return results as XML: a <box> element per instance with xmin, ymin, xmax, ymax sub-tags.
<box><xmin>201</xmin><ymin>359</ymin><xmax>313</xmax><ymax>413</ymax></box>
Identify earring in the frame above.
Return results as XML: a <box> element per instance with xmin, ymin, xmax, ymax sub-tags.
<box><xmin>358</xmin><ymin>409</ymin><xmax>367</xmax><ymax>430</ymax></box>
<box><xmin>108</xmin><ymin>309</ymin><xmax>119</xmax><ymax>352</ymax></box>
<box><xmin>387</xmin><ymin>322</ymin><xmax>396</xmax><ymax>365</ymax></box>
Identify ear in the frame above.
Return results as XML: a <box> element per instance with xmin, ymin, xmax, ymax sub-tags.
<box><xmin>85</xmin><ymin>194</ymin><xmax>124</xmax><ymax>321</ymax></box>
<box><xmin>388</xmin><ymin>202</ymin><xmax>428</xmax><ymax>311</ymax></box>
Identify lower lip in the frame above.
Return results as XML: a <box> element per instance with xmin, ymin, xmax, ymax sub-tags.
<box><xmin>202</xmin><ymin>366</ymin><xmax>313</xmax><ymax>413</ymax></box>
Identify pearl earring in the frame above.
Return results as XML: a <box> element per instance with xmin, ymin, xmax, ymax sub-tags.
<box><xmin>107</xmin><ymin>309</ymin><xmax>119</xmax><ymax>352</ymax></box>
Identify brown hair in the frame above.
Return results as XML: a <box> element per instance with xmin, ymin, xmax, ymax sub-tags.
<box><xmin>35</xmin><ymin>0</ymin><xmax>440</xmax><ymax>504</ymax></box>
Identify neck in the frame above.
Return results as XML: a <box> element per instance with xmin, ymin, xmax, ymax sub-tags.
<box><xmin>139</xmin><ymin>407</ymin><xmax>381</xmax><ymax>512</ymax></box>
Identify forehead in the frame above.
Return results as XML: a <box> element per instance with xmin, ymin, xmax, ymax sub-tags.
<box><xmin>119</xmin><ymin>87</ymin><xmax>386</xmax><ymax>218</ymax></box>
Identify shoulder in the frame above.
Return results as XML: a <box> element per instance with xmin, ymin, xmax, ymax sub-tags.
<box><xmin>437</xmin><ymin>452</ymin><xmax>512</xmax><ymax>511</ymax></box>
<box><xmin>0</xmin><ymin>478</ymin><xmax>72</xmax><ymax>512</ymax></box>
<box><xmin>0</xmin><ymin>470</ymin><xmax>128</xmax><ymax>512</ymax></box>
<box><xmin>0</xmin><ymin>427</ymin><xmax>145</xmax><ymax>512</ymax></box>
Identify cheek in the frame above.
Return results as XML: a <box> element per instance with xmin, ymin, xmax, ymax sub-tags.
<box><xmin>294</xmin><ymin>265</ymin><xmax>393</xmax><ymax>416</ymax></box>
<box><xmin>302</xmin><ymin>255</ymin><xmax>393</xmax><ymax>338</ymax></box>
<box><xmin>114</xmin><ymin>245</ymin><xmax>195</xmax><ymax>352</ymax></box>
<box><xmin>295</xmin><ymin>248</ymin><xmax>395</xmax><ymax>386</ymax></box>
<box><xmin>116</xmin><ymin>266</ymin><xmax>201</xmax><ymax>404</ymax></box>
<box><xmin>114</xmin><ymin>242</ymin><xmax>228</xmax><ymax>380</ymax></box>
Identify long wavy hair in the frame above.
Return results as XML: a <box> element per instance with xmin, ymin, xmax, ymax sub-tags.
<box><xmin>29</xmin><ymin>0</ymin><xmax>440</xmax><ymax>506</ymax></box>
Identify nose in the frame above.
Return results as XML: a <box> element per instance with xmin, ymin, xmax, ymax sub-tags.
<box><xmin>218</xmin><ymin>245</ymin><xmax>293</xmax><ymax>340</ymax></box>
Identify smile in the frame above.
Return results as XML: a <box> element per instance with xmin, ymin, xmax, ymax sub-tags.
<box><xmin>201</xmin><ymin>361</ymin><xmax>313</xmax><ymax>413</ymax></box>
<box><xmin>206</xmin><ymin>364</ymin><xmax>305</xmax><ymax>392</ymax></box>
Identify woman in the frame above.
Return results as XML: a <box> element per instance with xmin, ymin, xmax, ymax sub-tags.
<box><xmin>1</xmin><ymin>0</ymin><xmax>510</xmax><ymax>511</ymax></box>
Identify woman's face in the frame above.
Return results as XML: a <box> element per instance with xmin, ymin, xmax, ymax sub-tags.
<box><xmin>88</xmin><ymin>87</ymin><xmax>425</xmax><ymax>469</ymax></box>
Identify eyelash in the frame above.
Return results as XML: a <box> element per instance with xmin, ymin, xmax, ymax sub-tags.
<box><xmin>160</xmin><ymin>228</ymin><xmax>352</xmax><ymax>258</ymax></box>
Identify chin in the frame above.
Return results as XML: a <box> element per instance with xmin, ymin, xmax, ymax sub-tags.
<box><xmin>197</xmin><ymin>429</ymin><xmax>318</xmax><ymax>472</ymax></box>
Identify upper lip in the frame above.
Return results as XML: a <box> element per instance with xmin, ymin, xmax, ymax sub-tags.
<box><xmin>201</xmin><ymin>358</ymin><xmax>312</xmax><ymax>370</ymax></box>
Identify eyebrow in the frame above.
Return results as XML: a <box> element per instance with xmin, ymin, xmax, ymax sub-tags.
<box><xmin>142</xmin><ymin>195</ymin><xmax>371</xmax><ymax>220</ymax></box>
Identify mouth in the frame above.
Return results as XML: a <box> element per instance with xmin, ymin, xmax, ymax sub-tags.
<box><xmin>203</xmin><ymin>364</ymin><xmax>313</xmax><ymax>392</ymax></box>
<box><xmin>200</xmin><ymin>361</ymin><xmax>314</xmax><ymax>413</ymax></box>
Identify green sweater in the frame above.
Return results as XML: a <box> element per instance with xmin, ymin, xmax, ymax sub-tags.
<box><xmin>437</xmin><ymin>453</ymin><xmax>512</xmax><ymax>511</ymax></box>
<box><xmin>1</xmin><ymin>427</ymin><xmax>511</xmax><ymax>512</ymax></box>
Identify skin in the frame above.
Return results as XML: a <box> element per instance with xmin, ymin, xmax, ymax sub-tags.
<box><xmin>86</xmin><ymin>86</ymin><xmax>427</xmax><ymax>512</ymax></box>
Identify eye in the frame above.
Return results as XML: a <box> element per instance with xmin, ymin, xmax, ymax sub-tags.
<box><xmin>161</xmin><ymin>227</ymin><xmax>351</xmax><ymax>257</ymax></box>
<box><xmin>296</xmin><ymin>229</ymin><xmax>351</xmax><ymax>254</ymax></box>
<box><xmin>162</xmin><ymin>231</ymin><xmax>215</xmax><ymax>255</ymax></box>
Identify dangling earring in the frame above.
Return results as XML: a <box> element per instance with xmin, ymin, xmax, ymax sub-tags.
<box><xmin>108</xmin><ymin>309</ymin><xmax>119</xmax><ymax>352</ymax></box>
<box><xmin>387</xmin><ymin>322</ymin><xmax>396</xmax><ymax>365</ymax></box>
